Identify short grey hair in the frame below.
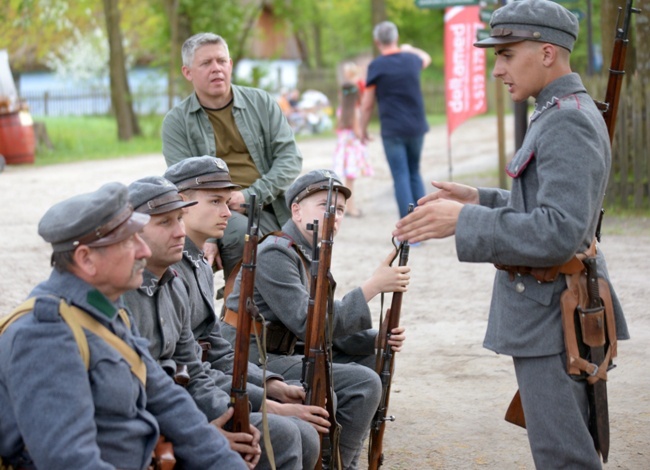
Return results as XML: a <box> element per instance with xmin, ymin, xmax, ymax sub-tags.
<box><xmin>373</xmin><ymin>21</ymin><xmax>398</xmax><ymax>46</ymax></box>
<box><xmin>181</xmin><ymin>33</ymin><xmax>230</xmax><ymax>67</ymax></box>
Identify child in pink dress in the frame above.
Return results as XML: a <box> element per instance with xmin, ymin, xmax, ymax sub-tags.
<box><xmin>334</xmin><ymin>62</ymin><xmax>373</xmax><ymax>217</ymax></box>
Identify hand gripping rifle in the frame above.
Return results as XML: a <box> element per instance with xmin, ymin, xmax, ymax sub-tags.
<box><xmin>301</xmin><ymin>179</ymin><xmax>342</xmax><ymax>470</ymax></box>
<box><xmin>228</xmin><ymin>195</ymin><xmax>262</xmax><ymax>437</ymax></box>
<box><xmin>368</xmin><ymin>205</ymin><xmax>412</xmax><ymax>470</ymax></box>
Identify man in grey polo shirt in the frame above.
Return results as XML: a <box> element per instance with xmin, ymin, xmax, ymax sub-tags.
<box><xmin>0</xmin><ymin>182</ymin><xmax>245</xmax><ymax>469</ymax></box>
<box><xmin>394</xmin><ymin>1</ymin><xmax>629</xmax><ymax>467</ymax></box>
<box><xmin>123</xmin><ymin>174</ymin><xmax>322</xmax><ymax>470</ymax></box>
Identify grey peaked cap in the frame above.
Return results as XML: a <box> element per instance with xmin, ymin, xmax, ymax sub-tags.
<box><xmin>474</xmin><ymin>0</ymin><xmax>579</xmax><ymax>52</ymax></box>
<box><xmin>128</xmin><ymin>176</ymin><xmax>197</xmax><ymax>215</ymax></box>
<box><xmin>163</xmin><ymin>156</ymin><xmax>240</xmax><ymax>192</ymax></box>
<box><xmin>285</xmin><ymin>169</ymin><xmax>352</xmax><ymax>208</ymax></box>
<box><xmin>38</xmin><ymin>182</ymin><xmax>150</xmax><ymax>252</ymax></box>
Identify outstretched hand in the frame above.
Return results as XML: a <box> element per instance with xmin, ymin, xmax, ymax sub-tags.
<box><xmin>420</xmin><ymin>180</ymin><xmax>479</xmax><ymax>205</ymax></box>
<box><xmin>392</xmin><ymin>181</ymin><xmax>476</xmax><ymax>244</ymax></box>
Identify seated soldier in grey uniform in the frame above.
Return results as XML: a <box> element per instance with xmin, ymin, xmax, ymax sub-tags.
<box><xmin>0</xmin><ymin>182</ymin><xmax>245</xmax><ymax>470</ymax></box>
<box><xmin>223</xmin><ymin>169</ymin><xmax>409</xmax><ymax>468</ymax></box>
<box><xmin>394</xmin><ymin>0</ymin><xmax>629</xmax><ymax>467</ymax></box>
<box><xmin>122</xmin><ymin>174</ymin><xmax>321</xmax><ymax>470</ymax></box>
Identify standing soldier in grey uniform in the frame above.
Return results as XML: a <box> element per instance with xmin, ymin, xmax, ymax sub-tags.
<box><xmin>162</xmin><ymin>32</ymin><xmax>302</xmax><ymax>284</ymax></box>
<box><xmin>0</xmin><ymin>182</ymin><xmax>245</xmax><ymax>470</ymax></box>
<box><xmin>123</xmin><ymin>174</ymin><xmax>322</xmax><ymax>470</ymax></box>
<box><xmin>393</xmin><ymin>1</ymin><xmax>629</xmax><ymax>468</ymax></box>
<box><xmin>224</xmin><ymin>170</ymin><xmax>409</xmax><ymax>468</ymax></box>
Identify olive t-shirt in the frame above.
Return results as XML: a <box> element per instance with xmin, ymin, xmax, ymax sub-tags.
<box><xmin>204</xmin><ymin>100</ymin><xmax>261</xmax><ymax>188</ymax></box>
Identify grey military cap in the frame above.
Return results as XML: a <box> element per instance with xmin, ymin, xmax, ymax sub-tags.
<box><xmin>128</xmin><ymin>176</ymin><xmax>197</xmax><ymax>215</ymax></box>
<box><xmin>474</xmin><ymin>0</ymin><xmax>579</xmax><ymax>52</ymax></box>
<box><xmin>163</xmin><ymin>156</ymin><xmax>240</xmax><ymax>192</ymax></box>
<box><xmin>285</xmin><ymin>169</ymin><xmax>352</xmax><ymax>209</ymax></box>
<box><xmin>38</xmin><ymin>182</ymin><xmax>150</xmax><ymax>253</ymax></box>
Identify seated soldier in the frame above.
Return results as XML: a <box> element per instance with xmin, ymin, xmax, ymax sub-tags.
<box><xmin>123</xmin><ymin>175</ymin><xmax>322</xmax><ymax>470</ymax></box>
<box><xmin>223</xmin><ymin>169</ymin><xmax>409</xmax><ymax>468</ymax></box>
<box><xmin>0</xmin><ymin>182</ymin><xmax>245</xmax><ymax>469</ymax></box>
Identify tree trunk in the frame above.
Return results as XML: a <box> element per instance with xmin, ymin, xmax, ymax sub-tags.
<box><xmin>103</xmin><ymin>0</ymin><xmax>141</xmax><ymax>140</ymax></box>
<box><xmin>370</xmin><ymin>0</ymin><xmax>388</xmax><ymax>56</ymax></box>
<box><xmin>600</xmin><ymin>0</ymin><xmax>636</xmax><ymax>79</ymax></box>
<box><xmin>637</xmin><ymin>0</ymin><xmax>650</xmax><ymax>82</ymax></box>
<box><xmin>294</xmin><ymin>30</ymin><xmax>310</xmax><ymax>68</ymax></box>
<box><xmin>165</xmin><ymin>0</ymin><xmax>180</xmax><ymax>111</ymax></box>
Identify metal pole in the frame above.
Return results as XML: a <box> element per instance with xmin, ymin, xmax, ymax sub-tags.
<box><xmin>514</xmin><ymin>100</ymin><xmax>528</xmax><ymax>152</ymax></box>
<box><xmin>587</xmin><ymin>0</ymin><xmax>594</xmax><ymax>76</ymax></box>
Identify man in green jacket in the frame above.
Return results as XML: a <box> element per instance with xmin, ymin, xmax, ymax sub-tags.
<box><xmin>162</xmin><ymin>32</ymin><xmax>302</xmax><ymax>284</ymax></box>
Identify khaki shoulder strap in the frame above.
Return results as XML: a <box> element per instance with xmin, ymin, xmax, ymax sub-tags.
<box><xmin>0</xmin><ymin>298</ymin><xmax>38</xmax><ymax>335</ymax></box>
<box><xmin>2</xmin><ymin>298</ymin><xmax>145</xmax><ymax>386</ymax></box>
<box><xmin>62</xmin><ymin>303</ymin><xmax>146</xmax><ymax>386</ymax></box>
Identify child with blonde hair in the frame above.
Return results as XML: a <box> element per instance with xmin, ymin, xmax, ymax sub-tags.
<box><xmin>334</xmin><ymin>62</ymin><xmax>373</xmax><ymax>217</ymax></box>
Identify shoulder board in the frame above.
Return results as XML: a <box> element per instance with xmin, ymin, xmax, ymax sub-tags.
<box><xmin>555</xmin><ymin>93</ymin><xmax>582</xmax><ymax>110</ymax></box>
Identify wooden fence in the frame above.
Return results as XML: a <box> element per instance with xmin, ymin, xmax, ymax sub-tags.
<box><xmin>584</xmin><ymin>74</ymin><xmax>649</xmax><ymax>210</ymax></box>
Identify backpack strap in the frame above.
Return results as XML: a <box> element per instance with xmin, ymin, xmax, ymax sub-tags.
<box><xmin>2</xmin><ymin>298</ymin><xmax>145</xmax><ymax>386</ymax></box>
<box><xmin>62</xmin><ymin>303</ymin><xmax>147</xmax><ymax>386</ymax></box>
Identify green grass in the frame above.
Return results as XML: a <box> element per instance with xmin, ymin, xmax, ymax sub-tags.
<box><xmin>34</xmin><ymin>115</ymin><xmax>164</xmax><ymax>166</ymax></box>
<box><xmin>32</xmin><ymin>113</ymin><xmax>448</xmax><ymax>166</ymax></box>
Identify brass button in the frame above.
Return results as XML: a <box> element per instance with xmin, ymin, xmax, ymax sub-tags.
<box><xmin>515</xmin><ymin>282</ymin><xmax>525</xmax><ymax>293</ymax></box>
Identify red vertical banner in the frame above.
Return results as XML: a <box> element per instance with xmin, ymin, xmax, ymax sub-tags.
<box><xmin>444</xmin><ymin>6</ymin><xmax>487</xmax><ymax>138</ymax></box>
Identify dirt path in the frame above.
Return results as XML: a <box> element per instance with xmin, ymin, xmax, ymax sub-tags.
<box><xmin>1</xmin><ymin>115</ymin><xmax>648</xmax><ymax>468</ymax></box>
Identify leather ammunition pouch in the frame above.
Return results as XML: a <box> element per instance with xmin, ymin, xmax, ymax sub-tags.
<box><xmin>173</xmin><ymin>364</ymin><xmax>190</xmax><ymax>387</ymax></box>
<box><xmin>222</xmin><ymin>307</ymin><xmax>297</xmax><ymax>355</ymax></box>
<box><xmin>560</xmin><ymin>241</ymin><xmax>617</xmax><ymax>384</ymax></box>
<box><xmin>264</xmin><ymin>321</ymin><xmax>298</xmax><ymax>356</ymax></box>
<box><xmin>148</xmin><ymin>436</ymin><xmax>176</xmax><ymax>470</ymax></box>
<box><xmin>198</xmin><ymin>340</ymin><xmax>211</xmax><ymax>362</ymax></box>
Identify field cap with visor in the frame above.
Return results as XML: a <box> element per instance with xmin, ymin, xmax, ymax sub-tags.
<box><xmin>163</xmin><ymin>156</ymin><xmax>240</xmax><ymax>192</ymax></box>
<box><xmin>285</xmin><ymin>169</ymin><xmax>352</xmax><ymax>209</ymax></box>
<box><xmin>474</xmin><ymin>0</ymin><xmax>579</xmax><ymax>52</ymax></box>
<box><xmin>38</xmin><ymin>182</ymin><xmax>150</xmax><ymax>253</ymax></box>
<box><xmin>128</xmin><ymin>176</ymin><xmax>197</xmax><ymax>215</ymax></box>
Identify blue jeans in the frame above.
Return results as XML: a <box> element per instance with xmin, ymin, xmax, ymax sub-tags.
<box><xmin>381</xmin><ymin>135</ymin><xmax>426</xmax><ymax>218</ymax></box>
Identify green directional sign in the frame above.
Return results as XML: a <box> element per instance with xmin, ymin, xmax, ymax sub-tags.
<box><xmin>476</xmin><ymin>29</ymin><xmax>491</xmax><ymax>42</ymax></box>
<box><xmin>479</xmin><ymin>9</ymin><xmax>493</xmax><ymax>23</ymax></box>
<box><xmin>415</xmin><ymin>0</ymin><xmax>480</xmax><ymax>9</ymax></box>
<box><xmin>569</xmin><ymin>9</ymin><xmax>585</xmax><ymax>21</ymax></box>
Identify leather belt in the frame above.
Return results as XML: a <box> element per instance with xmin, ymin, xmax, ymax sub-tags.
<box><xmin>495</xmin><ymin>255</ymin><xmax>585</xmax><ymax>283</ymax></box>
<box><xmin>222</xmin><ymin>307</ymin><xmax>264</xmax><ymax>333</ymax></box>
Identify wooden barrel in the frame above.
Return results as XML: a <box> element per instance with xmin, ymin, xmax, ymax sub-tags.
<box><xmin>0</xmin><ymin>110</ymin><xmax>36</xmax><ymax>164</ymax></box>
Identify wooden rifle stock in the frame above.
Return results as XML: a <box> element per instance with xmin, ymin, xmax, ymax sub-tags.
<box><xmin>506</xmin><ymin>1</ymin><xmax>639</xmax><ymax>427</ymax></box>
<box><xmin>599</xmin><ymin>0</ymin><xmax>639</xmax><ymax>144</ymax></box>
<box><xmin>229</xmin><ymin>195</ymin><xmax>261</xmax><ymax>436</ymax></box>
<box><xmin>368</xmin><ymin>205</ymin><xmax>412</xmax><ymax>470</ymax></box>
<box><xmin>301</xmin><ymin>179</ymin><xmax>342</xmax><ymax>470</ymax></box>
